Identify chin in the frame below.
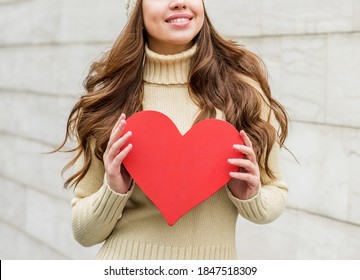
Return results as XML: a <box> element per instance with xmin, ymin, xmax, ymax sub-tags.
<box><xmin>167</xmin><ymin>37</ymin><xmax>195</xmax><ymax>47</ymax></box>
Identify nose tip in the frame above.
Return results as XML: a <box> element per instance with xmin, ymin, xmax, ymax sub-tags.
<box><xmin>170</xmin><ymin>1</ymin><xmax>187</xmax><ymax>10</ymax></box>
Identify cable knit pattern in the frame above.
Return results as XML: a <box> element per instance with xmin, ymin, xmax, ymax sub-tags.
<box><xmin>70</xmin><ymin>44</ymin><xmax>288</xmax><ymax>259</ymax></box>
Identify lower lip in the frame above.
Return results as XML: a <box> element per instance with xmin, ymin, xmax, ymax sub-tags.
<box><xmin>167</xmin><ymin>19</ymin><xmax>192</xmax><ymax>28</ymax></box>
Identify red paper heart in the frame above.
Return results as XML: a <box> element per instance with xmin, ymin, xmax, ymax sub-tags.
<box><xmin>122</xmin><ymin>111</ymin><xmax>243</xmax><ymax>226</ymax></box>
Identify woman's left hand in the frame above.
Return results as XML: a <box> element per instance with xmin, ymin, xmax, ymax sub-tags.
<box><xmin>227</xmin><ymin>130</ymin><xmax>261</xmax><ymax>200</ymax></box>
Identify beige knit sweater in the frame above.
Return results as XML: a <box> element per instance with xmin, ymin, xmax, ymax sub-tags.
<box><xmin>71</xmin><ymin>44</ymin><xmax>288</xmax><ymax>260</ymax></box>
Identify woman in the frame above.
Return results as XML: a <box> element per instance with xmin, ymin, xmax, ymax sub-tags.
<box><xmin>58</xmin><ymin>0</ymin><xmax>289</xmax><ymax>259</ymax></box>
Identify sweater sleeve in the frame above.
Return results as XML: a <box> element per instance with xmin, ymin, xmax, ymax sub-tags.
<box><xmin>70</xmin><ymin>145</ymin><xmax>133</xmax><ymax>247</ymax></box>
<box><xmin>226</xmin><ymin>76</ymin><xmax>288</xmax><ymax>224</ymax></box>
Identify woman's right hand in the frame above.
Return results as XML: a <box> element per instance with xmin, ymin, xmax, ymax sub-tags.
<box><xmin>103</xmin><ymin>113</ymin><xmax>133</xmax><ymax>194</ymax></box>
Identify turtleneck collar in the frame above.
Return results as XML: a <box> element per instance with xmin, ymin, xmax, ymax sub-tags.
<box><xmin>143</xmin><ymin>44</ymin><xmax>197</xmax><ymax>85</ymax></box>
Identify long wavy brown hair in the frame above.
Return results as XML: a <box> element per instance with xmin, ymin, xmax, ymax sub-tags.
<box><xmin>56</xmin><ymin>1</ymin><xmax>288</xmax><ymax>188</ymax></box>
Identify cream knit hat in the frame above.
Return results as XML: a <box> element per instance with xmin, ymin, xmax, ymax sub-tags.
<box><xmin>125</xmin><ymin>0</ymin><xmax>138</xmax><ymax>18</ymax></box>
<box><xmin>125</xmin><ymin>0</ymin><xmax>205</xmax><ymax>18</ymax></box>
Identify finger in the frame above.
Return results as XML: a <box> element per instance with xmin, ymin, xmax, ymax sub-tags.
<box><xmin>240</xmin><ymin>130</ymin><xmax>253</xmax><ymax>148</ymax></box>
<box><xmin>110</xmin><ymin>113</ymin><xmax>126</xmax><ymax>135</ymax></box>
<box><xmin>228</xmin><ymin>158</ymin><xmax>258</xmax><ymax>174</ymax></box>
<box><xmin>229</xmin><ymin>172</ymin><xmax>258</xmax><ymax>189</ymax></box>
<box><xmin>108</xmin><ymin>131</ymin><xmax>132</xmax><ymax>160</ymax></box>
<box><xmin>233</xmin><ymin>144</ymin><xmax>256</xmax><ymax>163</ymax></box>
<box><xmin>112</xmin><ymin>143</ymin><xmax>133</xmax><ymax>167</ymax></box>
<box><xmin>108</xmin><ymin>119</ymin><xmax>127</xmax><ymax>149</ymax></box>
<box><xmin>107</xmin><ymin>143</ymin><xmax>132</xmax><ymax>174</ymax></box>
<box><xmin>108</xmin><ymin>118</ymin><xmax>122</xmax><ymax>148</ymax></box>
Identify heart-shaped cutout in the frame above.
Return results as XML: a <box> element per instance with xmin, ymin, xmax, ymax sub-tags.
<box><xmin>122</xmin><ymin>111</ymin><xmax>243</xmax><ymax>225</ymax></box>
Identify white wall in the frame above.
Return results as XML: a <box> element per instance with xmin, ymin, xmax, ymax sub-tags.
<box><xmin>0</xmin><ymin>0</ymin><xmax>359</xmax><ymax>259</ymax></box>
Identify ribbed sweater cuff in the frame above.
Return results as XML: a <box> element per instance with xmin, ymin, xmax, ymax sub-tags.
<box><xmin>91</xmin><ymin>181</ymin><xmax>134</xmax><ymax>224</ymax></box>
<box><xmin>226</xmin><ymin>186</ymin><xmax>269</xmax><ymax>224</ymax></box>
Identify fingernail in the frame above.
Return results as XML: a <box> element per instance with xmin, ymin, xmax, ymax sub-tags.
<box><xmin>233</xmin><ymin>144</ymin><xmax>241</xmax><ymax>149</ymax></box>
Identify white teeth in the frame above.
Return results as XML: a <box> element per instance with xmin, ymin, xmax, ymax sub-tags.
<box><xmin>169</xmin><ymin>18</ymin><xmax>190</xmax><ymax>23</ymax></box>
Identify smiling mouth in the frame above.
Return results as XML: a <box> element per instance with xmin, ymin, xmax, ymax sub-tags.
<box><xmin>166</xmin><ymin>18</ymin><xmax>192</xmax><ymax>24</ymax></box>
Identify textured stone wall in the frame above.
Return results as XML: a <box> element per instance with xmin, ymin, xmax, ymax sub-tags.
<box><xmin>0</xmin><ymin>0</ymin><xmax>359</xmax><ymax>259</ymax></box>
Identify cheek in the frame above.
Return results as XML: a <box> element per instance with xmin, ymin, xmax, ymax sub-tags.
<box><xmin>143</xmin><ymin>15</ymin><xmax>158</xmax><ymax>37</ymax></box>
<box><xmin>197</xmin><ymin>14</ymin><xmax>205</xmax><ymax>28</ymax></box>
<box><xmin>195</xmin><ymin>15</ymin><xmax>205</xmax><ymax>33</ymax></box>
<box><xmin>194</xmin><ymin>5</ymin><xmax>205</xmax><ymax>29</ymax></box>
<box><xmin>142</xmin><ymin>4</ymin><xmax>159</xmax><ymax>33</ymax></box>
